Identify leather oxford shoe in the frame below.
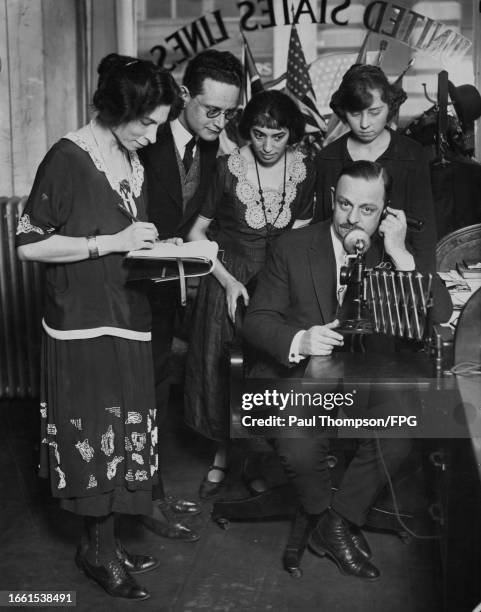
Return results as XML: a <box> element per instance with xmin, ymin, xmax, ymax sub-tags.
<box><xmin>141</xmin><ymin>509</ymin><xmax>200</xmax><ymax>542</ymax></box>
<box><xmin>350</xmin><ymin>526</ymin><xmax>372</xmax><ymax>560</ymax></box>
<box><xmin>75</xmin><ymin>547</ymin><xmax>150</xmax><ymax>600</ymax></box>
<box><xmin>115</xmin><ymin>540</ymin><xmax>159</xmax><ymax>574</ymax></box>
<box><xmin>163</xmin><ymin>495</ymin><xmax>202</xmax><ymax>516</ymax></box>
<box><xmin>308</xmin><ymin>510</ymin><xmax>380</xmax><ymax>581</ymax></box>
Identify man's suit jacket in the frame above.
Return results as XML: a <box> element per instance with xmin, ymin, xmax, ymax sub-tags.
<box><xmin>139</xmin><ymin>122</ymin><xmax>219</xmax><ymax>239</ymax></box>
<box><xmin>242</xmin><ymin>221</ymin><xmax>452</xmax><ymax>376</ymax></box>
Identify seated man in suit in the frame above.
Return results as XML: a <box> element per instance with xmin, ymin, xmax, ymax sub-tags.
<box><xmin>243</xmin><ymin>160</ymin><xmax>452</xmax><ymax>579</ymax></box>
<box><xmin>139</xmin><ymin>50</ymin><xmax>243</xmax><ymax>540</ymax></box>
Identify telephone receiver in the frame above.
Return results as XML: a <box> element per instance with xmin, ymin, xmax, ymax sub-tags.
<box><xmin>379</xmin><ymin>204</ymin><xmax>425</xmax><ymax>232</ymax></box>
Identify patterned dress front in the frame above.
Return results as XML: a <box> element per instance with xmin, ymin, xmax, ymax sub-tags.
<box><xmin>16</xmin><ymin>133</ymin><xmax>158</xmax><ymax>516</ymax></box>
<box><xmin>184</xmin><ymin>148</ymin><xmax>316</xmax><ymax>441</ymax></box>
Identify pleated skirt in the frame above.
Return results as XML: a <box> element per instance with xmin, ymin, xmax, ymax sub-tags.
<box><xmin>184</xmin><ymin>247</ymin><xmax>264</xmax><ymax>441</ymax></box>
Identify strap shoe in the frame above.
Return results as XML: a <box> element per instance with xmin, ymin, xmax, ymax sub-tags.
<box><xmin>199</xmin><ymin>465</ymin><xmax>228</xmax><ymax>500</ymax></box>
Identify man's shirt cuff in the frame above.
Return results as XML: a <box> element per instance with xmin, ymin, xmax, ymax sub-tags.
<box><xmin>289</xmin><ymin>330</ymin><xmax>307</xmax><ymax>363</ymax></box>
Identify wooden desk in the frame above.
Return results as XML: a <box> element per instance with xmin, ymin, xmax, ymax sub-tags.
<box><xmin>306</xmin><ymin>349</ymin><xmax>435</xmax><ymax>379</ymax></box>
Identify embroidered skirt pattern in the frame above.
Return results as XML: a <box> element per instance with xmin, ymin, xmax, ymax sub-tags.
<box><xmin>39</xmin><ymin>333</ymin><xmax>158</xmax><ymax>515</ymax></box>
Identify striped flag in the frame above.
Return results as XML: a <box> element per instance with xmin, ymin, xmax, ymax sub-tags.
<box><xmin>309</xmin><ymin>53</ymin><xmax>361</xmax><ymax>115</ymax></box>
<box><xmin>286</xmin><ymin>23</ymin><xmax>326</xmax><ymax>133</ymax></box>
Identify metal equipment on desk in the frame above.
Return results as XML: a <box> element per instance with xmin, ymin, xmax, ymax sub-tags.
<box><xmin>337</xmin><ymin>228</ymin><xmax>433</xmax><ymax>341</ymax></box>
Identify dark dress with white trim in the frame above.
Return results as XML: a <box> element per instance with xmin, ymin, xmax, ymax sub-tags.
<box><xmin>16</xmin><ymin>136</ymin><xmax>158</xmax><ymax>516</ymax></box>
<box><xmin>184</xmin><ymin>149</ymin><xmax>316</xmax><ymax>441</ymax></box>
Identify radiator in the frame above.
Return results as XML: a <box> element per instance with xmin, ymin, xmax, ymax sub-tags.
<box><xmin>0</xmin><ymin>197</ymin><xmax>44</xmax><ymax>399</ymax></box>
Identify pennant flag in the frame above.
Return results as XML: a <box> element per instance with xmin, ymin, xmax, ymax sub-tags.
<box><xmin>388</xmin><ymin>58</ymin><xmax>414</xmax><ymax>128</ymax></box>
<box><xmin>286</xmin><ymin>23</ymin><xmax>326</xmax><ymax>133</ymax></box>
<box><xmin>241</xmin><ymin>32</ymin><xmax>264</xmax><ymax>103</ymax></box>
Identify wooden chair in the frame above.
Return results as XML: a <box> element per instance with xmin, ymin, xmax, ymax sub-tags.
<box><xmin>213</xmin><ymin>341</ymin><xmax>416</xmax><ymax>578</ymax></box>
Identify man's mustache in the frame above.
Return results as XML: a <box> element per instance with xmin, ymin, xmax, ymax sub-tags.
<box><xmin>340</xmin><ymin>223</ymin><xmax>361</xmax><ymax>231</ymax></box>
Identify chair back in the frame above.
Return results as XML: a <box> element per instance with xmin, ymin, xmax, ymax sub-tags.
<box><xmin>436</xmin><ymin>223</ymin><xmax>481</xmax><ymax>272</ymax></box>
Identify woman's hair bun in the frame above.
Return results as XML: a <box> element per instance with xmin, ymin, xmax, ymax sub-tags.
<box><xmin>97</xmin><ymin>53</ymin><xmax>135</xmax><ymax>77</ymax></box>
<box><xmin>93</xmin><ymin>52</ymin><xmax>180</xmax><ymax>128</ymax></box>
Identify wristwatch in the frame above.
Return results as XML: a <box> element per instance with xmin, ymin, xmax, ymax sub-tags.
<box><xmin>86</xmin><ymin>235</ymin><xmax>99</xmax><ymax>259</ymax></box>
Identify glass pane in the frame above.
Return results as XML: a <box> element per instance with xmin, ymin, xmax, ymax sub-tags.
<box><xmin>176</xmin><ymin>0</ymin><xmax>202</xmax><ymax>19</ymax></box>
<box><xmin>146</xmin><ymin>0</ymin><xmax>171</xmax><ymax>18</ymax></box>
<box><xmin>212</xmin><ymin>0</ymin><xmax>238</xmax><ymax>17</ymax></box>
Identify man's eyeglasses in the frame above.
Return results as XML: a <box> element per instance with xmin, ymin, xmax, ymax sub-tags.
<box><xmin>193</xmin><ymin>97</ymin><xmax>238</xmax><ymax>121</ymax></box>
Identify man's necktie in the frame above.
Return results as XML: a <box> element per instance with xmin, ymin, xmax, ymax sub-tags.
<box><xmin>182</xmin><ymin>137</ymin><xmax>196</xmax><ymax>174</ymax></box>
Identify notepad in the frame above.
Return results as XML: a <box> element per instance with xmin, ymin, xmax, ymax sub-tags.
<box><xmin>125</xmin><ymin>240</ymin><xmax>218</xmax><ymax>282</ymax></box>
<box><xmin>127</xmin><ymin>239</ymin><xmax>218</xmax><ymax>263</ymax></box>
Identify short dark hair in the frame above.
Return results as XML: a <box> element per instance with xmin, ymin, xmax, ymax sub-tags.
<box><xmin>330</xmin><ymin>64</ymin><xmax>407</xmax><ymax>123</ymax></box>
<box><xmin>93</xmin><ymin>53</ymin><xmax>181</xmax><ymax>127</ymax></box>
<box><xmin>238</xmin><ymin>90</ymin><xmax>305</xmax><ymax>144</ymax></box>
<box><xmin>337</xmin><ymin>160</ymin><xmax>392</xmax><ymax>202</ymax></box>
<box><xmin>182</xmin><ymin>49</ymin><xmax>242</xmax><ymax>97</ymax></box>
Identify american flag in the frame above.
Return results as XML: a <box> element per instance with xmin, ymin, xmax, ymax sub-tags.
<box><xmin>286</xmin><ymin>23</ymin><xmax>326</xmax><ymax>133</ymax></box>
<box><xmin>310</xmin><ymin>51</ymin><xmax>380</xmax><ymax>115</ymax></box>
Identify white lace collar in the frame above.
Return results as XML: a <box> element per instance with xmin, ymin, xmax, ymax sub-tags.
<box><xmin>64</xmin><ymin>129</ymin><xmax>144</xmax><ymax>200</ymax></box>
<box><xmin>227</xmin><ymin>148</ymin><xmax>307</xmax><ymax>230</ymax></box>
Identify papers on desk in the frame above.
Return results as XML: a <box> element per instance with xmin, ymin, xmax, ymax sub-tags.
<box><xmin>456</xmin><ymin>259</ymin><xmax>481</xmax><ymax>279</ymax></box>
<box><xmin>438</xmin><ymin>270</ymin><xmax>481</xmax><ymax>316</ymax></box>
<box><xmin>438</xmin><ymin>270</ymin><xmax>470</xmax><ymax>292</ymax></box>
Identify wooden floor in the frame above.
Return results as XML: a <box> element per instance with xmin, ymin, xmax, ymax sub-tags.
<box><xmin>0</xmin><ymin>395</ymin><xmax>442</xmax><ymax>612</ymax></box>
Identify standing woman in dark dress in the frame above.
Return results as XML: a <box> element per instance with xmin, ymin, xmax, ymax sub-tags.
<box><xmin>184</xmin><ymin>90</ymin><xmax>316</xmax><ymax>498</ymax></box>
<box><xmin>315</xmin><ymin>64</ymin><xmax>437</xmax><ymax>273</ymax></box>
<box><xmin>16</xmin><ymin>54</ymin><xmax>180</xmax><ymax>601</ymax></box>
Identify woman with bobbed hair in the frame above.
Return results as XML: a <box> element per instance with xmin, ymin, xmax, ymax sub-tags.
<box><xmin>315</xmin><ymin>64</ymin><xmax>437</xmax><ymax>274</ymax></box>
<box><xmin>237</xmin><ymin>88</ymin><xmax>306</xmax><ymax>143</ymax></box>
<box><xmin>184</xmin><ymin>89</ymin><xmax>316</xmax><ymax>498</ymax></box>
<box><xmin>16</xmin><ymin>54</ymin><xmax>181</xmax><ymax>601</ymax></box>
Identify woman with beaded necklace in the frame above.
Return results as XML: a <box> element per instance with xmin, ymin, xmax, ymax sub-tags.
<box><xmin>184</xmin><ymin>90</ymin><xmax>316</xmax><ymax>498</ymax></box>
<box><xmin>16</xmin><ymin>54</ymin><xmax>180</xmax><ymax>601</ymax></box>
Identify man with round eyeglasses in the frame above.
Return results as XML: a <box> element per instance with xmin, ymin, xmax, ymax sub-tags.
<box><xmin>139</xmin><ymin>50</ymin><xmax>242</xmax><ymax>542</ymax></box>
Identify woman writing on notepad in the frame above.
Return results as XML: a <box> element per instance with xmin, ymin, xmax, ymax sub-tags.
<box><xmin>184</xmin><ymin>90</ymin><xmax>316</xmax><ymax>498</ymax></box>
<box><xmin>16</xmin><ymin>54</ymin><xmax>180</xmax><ymax>601</ymax></box>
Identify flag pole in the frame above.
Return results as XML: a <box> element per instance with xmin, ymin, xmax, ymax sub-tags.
<box><xmin>376</xmin><ymin>40</ymin><xmax>388</xmax><ymax>67</ymax></box>
<box><xmin>240</xmin><ymin>30</ymin><xmax>264</xmax><ymax>96</ymax></box>
<box><xmin>393</xmin><ymin>58</ymin><xmax>415</xmax><ymax>85</ymax></box>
